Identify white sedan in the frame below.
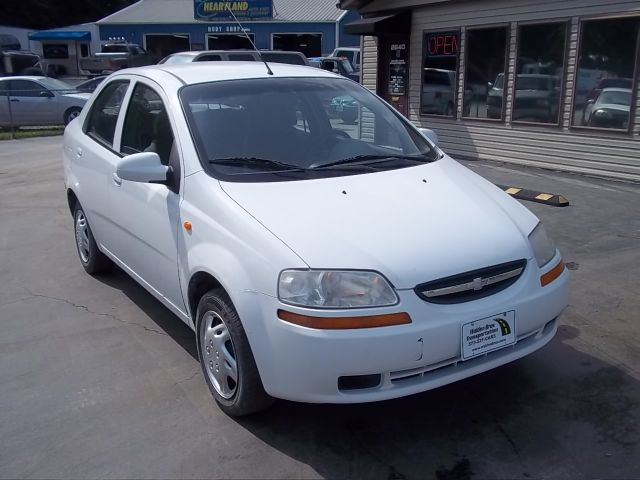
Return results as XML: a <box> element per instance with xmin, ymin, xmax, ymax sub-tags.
<box><xmin>63</xmin><ymin>62</ymin><xmax>569</xmax><ymax>416</ymax></box>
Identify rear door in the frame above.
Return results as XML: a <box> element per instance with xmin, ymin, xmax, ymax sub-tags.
<box><xmin>72</xmin><ymin>79</ymin><xmax>131</xmax><ymax>251</ymax></box>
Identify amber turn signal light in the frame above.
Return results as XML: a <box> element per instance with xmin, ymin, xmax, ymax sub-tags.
<box><xmin>183</xmin><ymin>221</ymin><xmax>192</xmax><ymax>232</ymax></box>
<box><xmin>277</xmin><ymin>309</ymin><xmax>411</xmax><ymax>329</ymax></box>
<box><xmin>540</xmin><ymin>259</ymin><xmax>564</xmax><ymax>287</ymax></box>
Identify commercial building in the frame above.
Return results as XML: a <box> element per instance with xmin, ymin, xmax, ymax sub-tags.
<box><xmin>97</xmin><ymin>0</ymin><xmax>360</xmax><ymax>60</ymax></box>
<box><xmin>342</xmin><ymin>0</ymin><xmax>640</xmax><ymax>181</ymax></box>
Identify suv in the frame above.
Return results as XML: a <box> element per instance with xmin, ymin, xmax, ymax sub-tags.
<box><xmin>159</xmin><ymin>50</ymin><xmax>309</xmax><ymax>66</ymax></box>
<box><xmin>0</xmin><ymin>50</ymin><xmax>44</xmax><ymax>77</ymax></box>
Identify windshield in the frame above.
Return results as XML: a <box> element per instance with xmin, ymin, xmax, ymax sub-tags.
<box><xmin>161</xmin><ymin>54</ymin><xmax>194</xmax><ymax>64</ymax></box>
<box><xmin>598</xmin><ymin>90</ymin><xmax>632</xmax><ymax>106</ymax></box>
<box><xmin>39</xmin><ymin>77</ymin><xmax>77</xmax><ymax>93</ymax></box>
<box><xmin>180</xmin><ymin>77</ymin><xmax>437</xmax><ymax>182</ymax></box>
<box><xmin>517</xmin><ymin>76</ymin><xmax>551</xmax><ymax>90</ymax></box>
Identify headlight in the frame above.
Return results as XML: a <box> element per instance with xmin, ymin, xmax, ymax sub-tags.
<box><xmin>528</xmin><ymin>223</ymin><xmax>556</xmax><ymax>267</ymax></box>
<box><xmin>278</xmin><ymin>270</ymin><xmax>398</xmax><ymax>308</ymax></box>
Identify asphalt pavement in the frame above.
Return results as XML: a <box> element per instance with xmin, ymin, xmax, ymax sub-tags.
<box><xmin>1</xmin><ymin>136</ymin><xmax>639</xmax><ymax>479</ymax></box>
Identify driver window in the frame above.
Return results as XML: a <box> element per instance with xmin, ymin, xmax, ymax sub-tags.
<box><xmin>10</xmin><ymin>79</ymin><xmax>44</xmax><ymax>97</ymax></box>
<box><xmin>120</xmin><ymin>83</ymin><xmax>174</xmax><ymax>167</ymax></box>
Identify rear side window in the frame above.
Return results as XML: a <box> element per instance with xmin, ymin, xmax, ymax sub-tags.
<box><xmin>196</xmin><ymin>54</ymin><xmax>222</xmax><ymax>61</ymax></box>
<box><xmin>85</xmin><ymin>80</ymin><xmax>129</xmax><ymax>148</ymax></box>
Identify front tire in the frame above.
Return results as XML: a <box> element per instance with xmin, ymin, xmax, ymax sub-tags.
<box><xmin>73</xmin><ymin>204</ymin><xmax>113</xmax><ymax>275</ymax></box>
<box><xmin>64</xmin><ymin>107</ymin><xmax>82</xmax><ymax>125</ymax></box>
<box><xmin>196</xmin><ymin>289</ymin><xmax>274</xmax><ymax>416</ymax></box>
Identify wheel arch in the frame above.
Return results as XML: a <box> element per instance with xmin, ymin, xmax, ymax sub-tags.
<box><xmin>66</xmin><ymin>188</ymin><xmax>79</xmax><ymax>216</ymax></box>
<box><xmin>187</xmin><ymin>271</ymin><xmax>226</xmax><ymax>324</ymax></box>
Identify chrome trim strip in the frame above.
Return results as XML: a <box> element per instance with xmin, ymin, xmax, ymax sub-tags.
<box><xmin>422</xmin><ymin>267</ymin><xmax>523</xmax><ymax>298</ymax></box>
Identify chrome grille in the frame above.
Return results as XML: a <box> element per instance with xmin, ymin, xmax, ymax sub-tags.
<box><xmin>415</xmin><ymin>259</ymin><xmax>527</xmax><ymax>304</ymax></box>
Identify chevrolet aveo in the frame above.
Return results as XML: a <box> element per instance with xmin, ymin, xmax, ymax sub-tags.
<box><xmin>63</xmin><ymin>62</ymin><xmax>569</xmax><ymax>416</ymax></box>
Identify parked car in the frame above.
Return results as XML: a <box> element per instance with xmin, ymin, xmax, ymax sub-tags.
<box><xmin>582</xmin><ymin>78</ymin><xmax>633</xmax><ymax>124</ymax></box>
<box><xmin>64</xmin><ymin>62</ymin><xmax>568</xmax><ymax>416</ymax></box>
<box><xmin>586</xmin><ymin>87</ymin><xmax>632</xmax><ymax>129</ymax></box>
<box><xmin>0</xmin><ymin>50</ymin><xmax>44</xmax><ymax>77</ymax></box>
<box><xmin>80</xmin><ymin>42</ymin><xmax>154</xmax><ymax>75</ymax></box>
<box><xmin>309</xmin><ymin>56</ymin><xmax>359</xmax><ymax>82</ymax></box>
<box><xmin>331</xmin><ymin>46</ymin><xmax>360</xmax><ymax>71</ymax></box>
<box><xmin>487</xmin><ymin>73</ymin><xmax>559</xmax><ymax>122</ymax></box>
<box><xmin>75</xmin><ymin>76</ymin><xmax>108</xmax><ymax>94</ymax></box>
<box><xmin>0</xmin><ymin>76</ymin><xmax>89</xmax><ymax>127</ymax></box>
<box><xmin>159</xmin><ymin>49</ymin><xmax>309</xmax><ymax>66</ymax></box>
<box><xmin>421</xmin><ymin>68</ymin><xmax>456</xmax><ymax>116</ymax></box>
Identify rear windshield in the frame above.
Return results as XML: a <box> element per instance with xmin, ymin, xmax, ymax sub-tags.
<box><xmin>261</xmin><ymin>52</ymin><xmax>306</xmax><ymax>65</ymax></box>
<box><xmin>102</xmin><ymin>45</ymin><xmax>129</xmax><ymax>53</ymax></box>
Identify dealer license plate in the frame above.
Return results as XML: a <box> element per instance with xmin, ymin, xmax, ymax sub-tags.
<box><xmin>461</xmin><ymin>311</ymin><xmax>516</xmax><ymax>360</ymax></box>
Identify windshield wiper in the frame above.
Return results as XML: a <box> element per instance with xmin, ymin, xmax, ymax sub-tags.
<box><xmin>310</xmin><ymin>154</ymin><xmax>430</xmax><ymax>170</ymax></box>
<box><xmin>208</xmin><ymin>157</ymin><xmax>303</xmax><ymax>171</ymax></box>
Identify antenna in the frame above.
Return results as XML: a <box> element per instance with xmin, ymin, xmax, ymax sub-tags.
<box><xmin>225</xmin><ymin>5</ymin><xmax>273</xmax><ymax>76</ymax></box>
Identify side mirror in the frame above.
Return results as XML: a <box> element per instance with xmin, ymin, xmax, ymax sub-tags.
<box><xmin>40</xmin><ymin>90</ymin><xmax>54</xmax><ymax>98</ymax></box>
<box><xmin>487</xmin><ymin>82</ymin><xmax>493</xmax><ymax>89</ymax></box>
<box><xmin>586</xmin><ymin>99</ymin><xmax>595</xmax><ymax>105</ymax></box>
<box><xmin>116</xmin><ymin>152</ymin><xmax>169</xmax><ymax>184</ymax></box>
<box><xmin>418</xmin><ymin>127</ymin><xmax>439</xmax><ymax>146</ymax></box>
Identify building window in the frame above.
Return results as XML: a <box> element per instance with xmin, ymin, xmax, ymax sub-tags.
<box><xmin>464</xmin><ymin>26</ymin><xmax>508</xmax><ymax>120</ymax></box>
<box><xmin>573</xmin><ymin>16</ymin><xmax>639</xmax><ymax>130</ymax></box>
<box><xmin>514</xmin><ymin>23</ymin><xmax>567</xmax><ymax>124</ymax></box>
<box><xmin>272</xmin><ymin>33</ymin><xmax>322</xmax><ymax>58</ymax></box>
<box><xmin>80</xmin><ymin>44</ymin><xmax>89</xmax><ymax>57</ymax></box>
<box><xmin>42</xmin><ymin>44</ymin><xmax>69</xmax><ymax>59</ymax></box>
<box><xmin>421</xmin><ymin>30</ymin><xmax>459</xmax><ymax>116</ymax></box>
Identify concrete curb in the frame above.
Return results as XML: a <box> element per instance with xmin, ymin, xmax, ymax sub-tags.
<box><xmin>496</xmin><ymin>184</ymin><xmax>570</xmax><ymax>207</ymax></box>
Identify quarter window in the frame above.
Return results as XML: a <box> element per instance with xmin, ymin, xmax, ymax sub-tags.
<box><xmin>120</xmin><ymin>83</ymin><xmax>174</xmax><ymax>166</ymax></box>
<box><xmin>572</xmin><ymin>17</ymin><xmax>639</xmax><ymax>130</ymax></box>
<box><xmin>514</xmin><ymin>23</ymin><xmax>567</xmax><ymax>124</ymax></box>
<box><xmin>85</xmin><ymin>80</ymin><xmax>129</xmax><ymax>147</ymax></box>
<box><xmin>463</xmin><ymin>26</ymin><xmax>508</xmax><ymax>120</ymax></box>
<box><xmin>421</xmin><ymin>30</ymin><xmax>460</xmax><ymax>116</ymax></box>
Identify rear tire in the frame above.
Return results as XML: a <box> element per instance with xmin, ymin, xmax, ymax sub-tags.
<box><xmin>196</xmin><ymin>289</ymin><xmax>274</xmax><ymax>417</ymax></box>
<box><xmin>73</xmin><ymin>203</ymin><xmax>113</xmax><ymax>275</ymax></box>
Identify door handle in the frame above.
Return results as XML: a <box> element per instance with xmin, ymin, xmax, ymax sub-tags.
<box><xmin>10</xmin><ymin>98</ymin><xmax>19</xmax><ymax>102</ymax></box>
<box><xmin>75</xmin><ymin>147</ymin><xmax>83</xmax><ymax>157</ymax></box>
<box><xmin>112</xmin><ymin>172</ymin><xmax>122</xmax><ymax>186</ymax></box>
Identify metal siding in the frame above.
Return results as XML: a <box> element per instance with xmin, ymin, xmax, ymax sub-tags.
<box><xmin>399</xmin><ymin>0</ymin><xmax>640</xmax><ymax>181</ymax></box>
<box><xmin>362</xmin><ymin>35</ymin><xmax>378</xmax><ymax>92</ymax></box>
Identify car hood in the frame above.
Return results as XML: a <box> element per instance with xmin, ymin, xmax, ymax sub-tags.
<box><xmin>594</xmin><ymin>103</ymin><xmax>630</xmax><ymax>113</ymax></box>
<box><xmin>61</xmin><ymin>92</ymin><xmax>90</xmax><ymax>102</ymax></box>
<box><xmin>220</xmin><ymin>157</ymin><xmax>539</xmax><ymax>289</ymax></box>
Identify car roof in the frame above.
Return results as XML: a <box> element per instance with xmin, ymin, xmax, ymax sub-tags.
<box><xmin>113</xmin><ymin>61</ymin><xmax>339</xmax><ymax>85</ymax></box>
<box><xmin>0</xmin><ymin>76</ymin><xmax>47</xmax><ymax>82</ymax></box>
<box><xmin>599</xmin><ymin>87</ymin><xmax>632</xmax><ymax>93</ymax></box>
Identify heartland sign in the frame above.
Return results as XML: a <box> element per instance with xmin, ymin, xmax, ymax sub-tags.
<box><xmin>194</xmin><ymin>0</ymin><xmax>273</xmax><ymax>20</ymax></box>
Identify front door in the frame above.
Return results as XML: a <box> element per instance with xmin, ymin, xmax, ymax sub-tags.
<box><xmin>8</xmin><ymin>79</ymin><xmax>57</xmax><ymax>125</ymax></box>
<box><xmin>377</xmin><ymin>36</ymin><xmax>410</xmax><ymax>117</ymax></box>
<box><xmin>112</xmin><ymin>80</ymin><xmax>186</xmax><ymax>315</ymax></box>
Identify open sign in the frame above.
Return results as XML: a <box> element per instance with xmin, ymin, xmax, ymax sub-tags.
<box><xmin>426</xmin><ymin>31</ymin><xmax>459</xmax><ymax>57</ymax></box>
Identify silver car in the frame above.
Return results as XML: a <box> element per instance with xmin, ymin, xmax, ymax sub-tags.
<box><xmin>0</xmin><ymin>76</ymin><xmax>90</xmax><ymax>127</ymax></box>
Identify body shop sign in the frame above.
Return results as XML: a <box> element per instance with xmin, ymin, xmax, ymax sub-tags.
<box><xmin>194</xmin><ymin>1</ymin><xmax>272</xmax><ymax>20</ymax></box>
<box><xmin>425</xmin><ymin>31</ymin><xmax>459</xmax><ymax>57</ymax></box>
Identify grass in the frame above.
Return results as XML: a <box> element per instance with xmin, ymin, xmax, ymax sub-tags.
<box><xmin>0</xmin><ymin>127</ymin><xmax>64</xmax><ymax>141</ymax></box>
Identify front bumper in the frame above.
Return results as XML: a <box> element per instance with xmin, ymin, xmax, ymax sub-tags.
<box><xmin>236</xmin><ymin>255</ymin><xmax>569</xmax><ymax>403</ymax></box>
